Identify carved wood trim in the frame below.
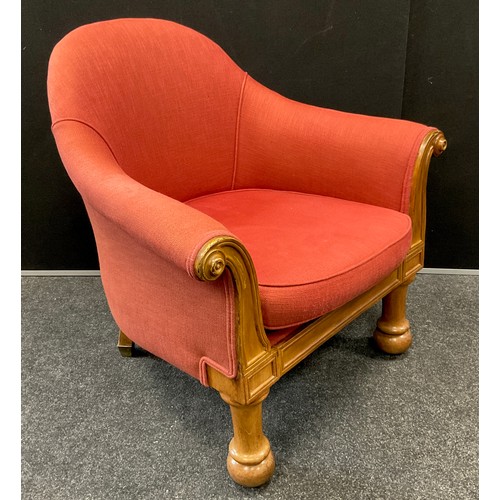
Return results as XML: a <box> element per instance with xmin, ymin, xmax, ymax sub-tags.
<box><xmin>195</xmin><ymin>129</ymin><xmax>446</xmax><ymax>405</ymax></box>
<box><xmin>195</xmin><ymin>236</ymin><xmax>272</xmax><ymax>403</ymax></box>
<box><xmin>409</xmin><ymin>129</ymin><xmax>447</xmax><ymax>247</ymax></box>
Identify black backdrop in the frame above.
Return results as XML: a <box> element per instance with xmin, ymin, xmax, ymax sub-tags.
<box><xmin>21</xmin><ymin>0</ymin><xmax>478</xmax><ymax>270</ymax></box>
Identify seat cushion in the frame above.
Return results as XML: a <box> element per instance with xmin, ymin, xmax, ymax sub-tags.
<box><xmin>186</xmin><ymin>189</ymin><xmax>412</xmax><ymax>329</ymax></box>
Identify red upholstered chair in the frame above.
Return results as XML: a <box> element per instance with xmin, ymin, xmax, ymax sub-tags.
<box><xmin>47</xmin><ymin>18</ymin><xmax>446</xmax><ymax>487</ymax></box>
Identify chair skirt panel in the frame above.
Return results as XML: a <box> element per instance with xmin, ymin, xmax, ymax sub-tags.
<box><xmin>86</xmin><ymin>204</ymin><xmax>237</xmax><ymax>385</ymax></box>
<box><xmin>186</xmin><ymin>189</ymin><xmax>412</xmax><ymax>329</ymax></box>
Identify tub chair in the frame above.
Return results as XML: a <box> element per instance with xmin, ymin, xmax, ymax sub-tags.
<box><xmin>47</xmin><ymin>18</ymin><xmax>446</xmax><ymax>487</ymax></box>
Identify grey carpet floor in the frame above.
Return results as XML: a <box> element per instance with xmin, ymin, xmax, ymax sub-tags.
<box><xmin>21</xmin><ymin>274</ymin><xmax>478</xmax><ymax>500</ymax></box>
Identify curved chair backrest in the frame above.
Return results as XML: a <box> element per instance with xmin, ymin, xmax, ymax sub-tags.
<box><xmin>47</xmin><ymin>18</ymin><xmax>246</xmax><ymax>201</ymax></box>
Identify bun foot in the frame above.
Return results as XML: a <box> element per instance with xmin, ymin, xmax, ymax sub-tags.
<box><xmin>373</xmin><ymin>328</ymin><xmax>412</xmax><ymax>354</ymax></box>
<box><xmin>227</xmin><ymin>446</ymin><xmax>275</xmax><ymax>487</ymax></box>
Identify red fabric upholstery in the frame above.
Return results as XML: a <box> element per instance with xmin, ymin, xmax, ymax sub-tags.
<box><xmin>48</xmin><ymin>18</ymin><xmax>436</xmax><ymax>383</ymax></box>
<box><xmin>48</xmin><ymin>18</ymin><xmax>245</xmax><ymax>201</ymax></box>
<box><xmin>266</xmin><ymin>326</ymin><xmax>304</xmax><ymax>346</ymax></box>
<box><xmin>187</xmin><ymin>189</ymin><xmax>412</xmax><ymax>329</ymax></box>
<box><xmin>235</xmin><ymin>77</ymin><xmax>433</xmax><ymax>213</ymax></box>
<box><xmin>51</xmin><ymin>121</ymin><xmax>233</xmax><ymax>277</ymax></box>
<box><xmin>51</xmin><ymin>119</ymin><xmax>238</xmax><ymax>385</ymax></box>
<box><xmin>48</xmin><ymin>18</ymin><xmax>246</xmax><ymax>383</ymax></box>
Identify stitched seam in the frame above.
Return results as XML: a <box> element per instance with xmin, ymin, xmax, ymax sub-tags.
<box><xmin>231</xmin><ymin>72</ymin><xmax>248</xmax><ymax>190</ymax></box>
<box><xmin>185</xmin><ymin>189</ymin><xmax>411</xmax><ymax>287</ymax></box>
<box><xmin>186</xmin><ymin>187</ymin><xmax>373</xmax><ymax>204</ymax></box>
<box><xmin>261</xmin><ymin>246</ymin><xmax>410</xmax><ymax>329</ymax></box>
<box><xmin>186</xmin><ymin>187</ymin><xmax>424</xmax><ymax>207</ymax></box>
<box><xmin>199</xmin><ymin>358</ymin><xmax>235</xmax><ymax>386</ymax></box>
<box><xmin>258</xmin><ymin>219</ymin><xmax>412</xmax><ymax>288</ymax></box>
<box><xmin>51</xmin><ymin>117</ymin><xmax>120</xmax><ymax>165</ymax></box>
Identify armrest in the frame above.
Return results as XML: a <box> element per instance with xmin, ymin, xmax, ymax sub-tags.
<box><xmin>236</xmin><ymin>76</ymin><xmax>436</xmax><ymax>213</ymax></box>
<box><xmin>51</xmin><ymin>119</ymin><xmax>233</xmax><ymax>277</ymax></box>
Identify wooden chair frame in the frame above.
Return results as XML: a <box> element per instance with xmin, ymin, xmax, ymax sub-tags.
<box><xmin>119</xmin><ymin>130</ymin><xmax>446</xmax><ymax>487</ymax></box>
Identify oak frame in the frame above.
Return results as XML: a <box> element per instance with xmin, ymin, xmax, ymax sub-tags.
<box><xmin>119</xmin><ymin>129</ymin><xmax>446</xmax><ymax>487</ymax></box>
<box><xmin>194</xmin><ymin>129</ymin><xmax>446</xmax><ymax>486</ymax></box>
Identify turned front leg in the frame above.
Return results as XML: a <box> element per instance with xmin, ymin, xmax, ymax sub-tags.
<box><xmin>373</xmin><ymin>276</ymin><xmax>415</xmax><ymax>354</ymax></box>
<box><xmin>220</xmin><ymin>391</ymin><xmax>275</xmax><ymax>487</ymax></box>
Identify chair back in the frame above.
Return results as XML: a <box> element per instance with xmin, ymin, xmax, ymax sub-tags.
<box><xmin>48</xmin><ymin>18</ymin><xmax>245</xmax><ymax>200</ymax></box>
